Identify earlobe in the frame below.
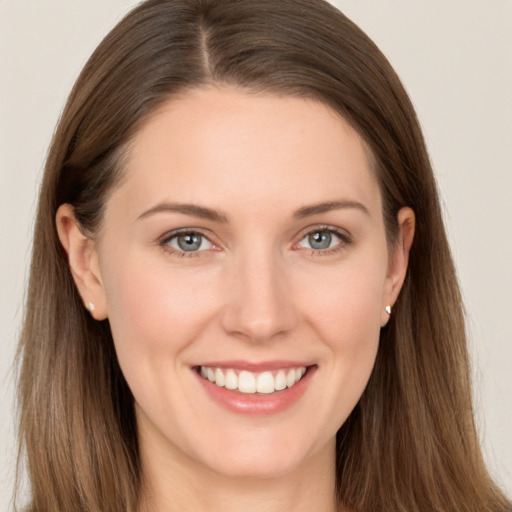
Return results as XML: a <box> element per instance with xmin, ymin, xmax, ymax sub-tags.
<box><xmin>381</xmin><ymin>207</ymin><xmax>415</xmax><ymax>326</ymax></box>
<box><xmin>56</xmin><ymin>204</ymin><xmax>108</xmax><ymax>320</ymax></box>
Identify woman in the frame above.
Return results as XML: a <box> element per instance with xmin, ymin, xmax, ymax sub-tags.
<box><xmin>15</xmin><ymin>0</ymin><xmax>511</xmax><ymax>511</ymax></box>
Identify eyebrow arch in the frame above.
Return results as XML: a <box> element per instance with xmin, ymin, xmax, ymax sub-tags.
<box><xmin>137</xmin><ymin>199</ymin><xmax>369</xmax><ymax>223</ymax></box>
<box><xmin>293</xmin><ymin>200</ymin><xmax>370</xmax><ymax>218</ymax></box>
<box><xmin>137</xmin><ymin>202</ymin><xmax>228</xmax><ymax>223</ymax></box>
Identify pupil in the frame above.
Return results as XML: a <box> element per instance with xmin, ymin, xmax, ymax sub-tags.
<box><xmin>309</xmin><ymin>231</ymin><xmax>331</xmax><ymax>250</ymax></box>
<box><xmin>178</xmin><ymin>233</ymin><xmax>201</xmax><ymax>251</ymax></box>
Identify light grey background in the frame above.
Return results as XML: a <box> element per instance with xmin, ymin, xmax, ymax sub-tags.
<box><xmin>1</xmin><ymin>1</ymin><xmax>510</xmax><ymax>509</ymax></box>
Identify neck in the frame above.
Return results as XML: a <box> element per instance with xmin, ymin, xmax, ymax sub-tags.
<box><xmin>137</xmin><ymin>431</ymin><xmax>338</xmax><ymax>512</ymax></box>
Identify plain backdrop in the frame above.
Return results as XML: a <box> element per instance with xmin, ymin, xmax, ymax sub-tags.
<box><xmin>1</xmin><ymin>1</ymin><xmax>511</xmax><ymax>509</ymax></box>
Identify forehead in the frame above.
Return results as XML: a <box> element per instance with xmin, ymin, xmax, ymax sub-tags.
<box><xmin>107</xmin><ymin>86</ymin><xmax>381</xmax><ymax>222</ymax></box>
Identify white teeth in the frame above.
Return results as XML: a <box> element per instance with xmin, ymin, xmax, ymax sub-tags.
<box><xmin>214</xmin><ymin>368</ymin><xmax>225</xmax><ymax>387</ymax></box>
<box><xmin>275</xmin><ymin>370</ymin><xmax>287</xmax><ymax>391</ymax></box>
<box><xmin>286</xmin><ymin>369</ymin><xmax>296</xmax><ymax>388</ymax></box>
<box><xmin>225</xmin><ymin>369</ymin><xmax>238</xmax><ymax>390</ymax></box>
<box><xmin>199</xmin><ymin>365</ymin><xmax>308</xmax><ymax>394</ymax></box>
<box><xmin>256</xmin><ymin>371</ymin><xmax>275</xmax><ymax>394</ymax></box>
<box><xmin>238</xmin><ymin>371</ymin><xmax>256</xmax><ymax>393</ymax></box>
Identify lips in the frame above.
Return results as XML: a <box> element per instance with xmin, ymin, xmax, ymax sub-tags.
<box><xmin>194</xmin><ymin>362</ymin><xmax>316</xmax><ymax>415</ymax></box>
<box><xmin>199</xmin><ymin>365</ymin><xmax>307</xmax><ymax>394</ymax></box>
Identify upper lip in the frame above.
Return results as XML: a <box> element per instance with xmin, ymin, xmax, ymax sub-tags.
<box><xmin>195</xmin><ymin>360</ymin><xmax>315</xmax><ymax>372</ymax></box>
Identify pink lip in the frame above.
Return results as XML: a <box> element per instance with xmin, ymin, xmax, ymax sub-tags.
<box><xmin>196</xmin><ymin>360</ymin><xmax>314</xmax><ymax>372</ymax></box>
<box><xmin>194</xmin><ymin>364</ymin><xmax>317</xmax><ymax>416</ymax></box>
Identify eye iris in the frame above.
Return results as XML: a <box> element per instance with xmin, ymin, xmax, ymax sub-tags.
<box><xmin>177</xmin><ymin>233</ymin><xmax>202</xmax><ymax>251</ymax></box>
<box><xmin>308</xmin><ymin>231</ymin><xmax>332</xmax><ymax>250</ymax></box>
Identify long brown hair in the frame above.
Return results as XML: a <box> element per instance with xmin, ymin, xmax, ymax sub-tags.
<box><xmin>16</xmin><ymin>1</ymin><xmax>511</xmax><ymax>511</ymax></box>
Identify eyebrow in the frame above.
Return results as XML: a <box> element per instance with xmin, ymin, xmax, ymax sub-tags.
<box><xmin>137</xmin><ymin>203</ymin><xmax>228</xmax><ymax>223</ymax></box>
<box><xmin>293</xmin><ymin>200</ymin><xmax>370</xmax><ymax>218</ymax></box>
<box><xmin>137</xmin><ymin>199</ymin><xmax>369</xmax><ymax>223</ymax></box>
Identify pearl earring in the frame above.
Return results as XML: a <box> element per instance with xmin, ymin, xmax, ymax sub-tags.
<box><xmin>87</xmin><ymin>302</ymin><xmax>95</xmax><ymax>313</ymax></box>
<box><xmin>385</xmin><ymin>305</ymin><xmax>391</xmax><ymax>315</ymax></box>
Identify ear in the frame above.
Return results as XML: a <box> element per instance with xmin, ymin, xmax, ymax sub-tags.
<box><xmin>56</xmin><ymin>204</ymin><xmax>108</xmax><ymax>320</ymax></box>
<box><xmin>381</xmin><ymin>207</ymin><xmax>415</xmax><ymax>326</ymax></box>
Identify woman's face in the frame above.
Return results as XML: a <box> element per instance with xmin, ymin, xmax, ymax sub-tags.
<box><xmin>80</xmin><ymin>87</ymin><xmax>411</xmax><ymax>479</ymax></box>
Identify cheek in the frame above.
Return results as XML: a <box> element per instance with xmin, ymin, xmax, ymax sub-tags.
<box><xmin>300</xmin><ymin>256</ymin><xmax>386</xmax><ymax>341</ymax></box>
<box><xmin>296</xmin><ymin>257</ymin><xmax>386</xmax><ymax>412</ymax></box>
<box><xmin>101</xmin><ymin>254</ymin><xmax>220</xmax><ymax>377</ymax></box>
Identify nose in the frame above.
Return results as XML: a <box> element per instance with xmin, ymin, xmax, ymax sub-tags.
<box><xmin>220</xmin><ymin>248</ymin><xmax>298</xmax><ymax>344</ymax></box>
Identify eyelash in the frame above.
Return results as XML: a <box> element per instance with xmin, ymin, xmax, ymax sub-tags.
<box><xmin>159</xmin><ymin>228</ymin><xmax>216</xmax><ymax>258</ymax></box>
<box><xmin>295</xmin><ymin>226</ymin><xmax>352</xmax><ymax>257</ymax></box>
<box><xmin>158</xmin><ymin>226</ymin><xmax>352</xmax><ymax>258</ymax></box>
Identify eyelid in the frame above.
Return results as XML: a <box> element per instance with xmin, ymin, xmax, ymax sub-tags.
<box><xmin>293</xmin><ymin>225</ymin><xmax>353</xmax><ymax>254</ymax></box>
<box><xmin>158</xmin><ymin>228</ymin><xmax>220</xmax><ymax>256</ymax></box>
<box><xmin>156</xmin><ymin>224</ymin><xmax>352</xmax><ymax>258</ymax></box>
<box><xmin>295</xmin><ymin>224</ymin><xmax>352</xmax><ymax>242</ymax></box>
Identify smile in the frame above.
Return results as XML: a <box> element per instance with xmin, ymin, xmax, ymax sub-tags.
<box><xmin>199</xmin><ymin>366</ymin><xmax>308</xmax><ymax>394</ymax></box>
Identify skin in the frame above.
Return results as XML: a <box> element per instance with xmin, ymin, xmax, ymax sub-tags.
<box><xmin>57</xmin><ymin>87</ymin><xmax>415</xmax><ymax>512</ymax></box>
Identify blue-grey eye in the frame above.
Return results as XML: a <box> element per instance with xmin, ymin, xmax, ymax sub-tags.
<box><xmin>168</xmin><ymin>232</ymin><xmax>212</xmax><ymax>252</ymax></box>
<box><xmin>299</xmin><ymin>230</ymin><xmax>341</xmax><ymax>250</ymax></box>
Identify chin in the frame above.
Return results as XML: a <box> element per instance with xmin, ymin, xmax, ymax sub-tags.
<box><xmin>190</xmin><ymin>427</ymin><xmax>331</xmax><ymax>481</ymax></box>
<box><xmin>203</xmin><ymin>449</ymin><xmax>307</xmax><ymax>480</ymax></box>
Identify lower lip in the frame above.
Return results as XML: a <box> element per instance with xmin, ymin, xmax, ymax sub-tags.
<box><xmin>195</xmin><ymin>366</ymin><xmax>316</xmax><ymax>416</ymax></box>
